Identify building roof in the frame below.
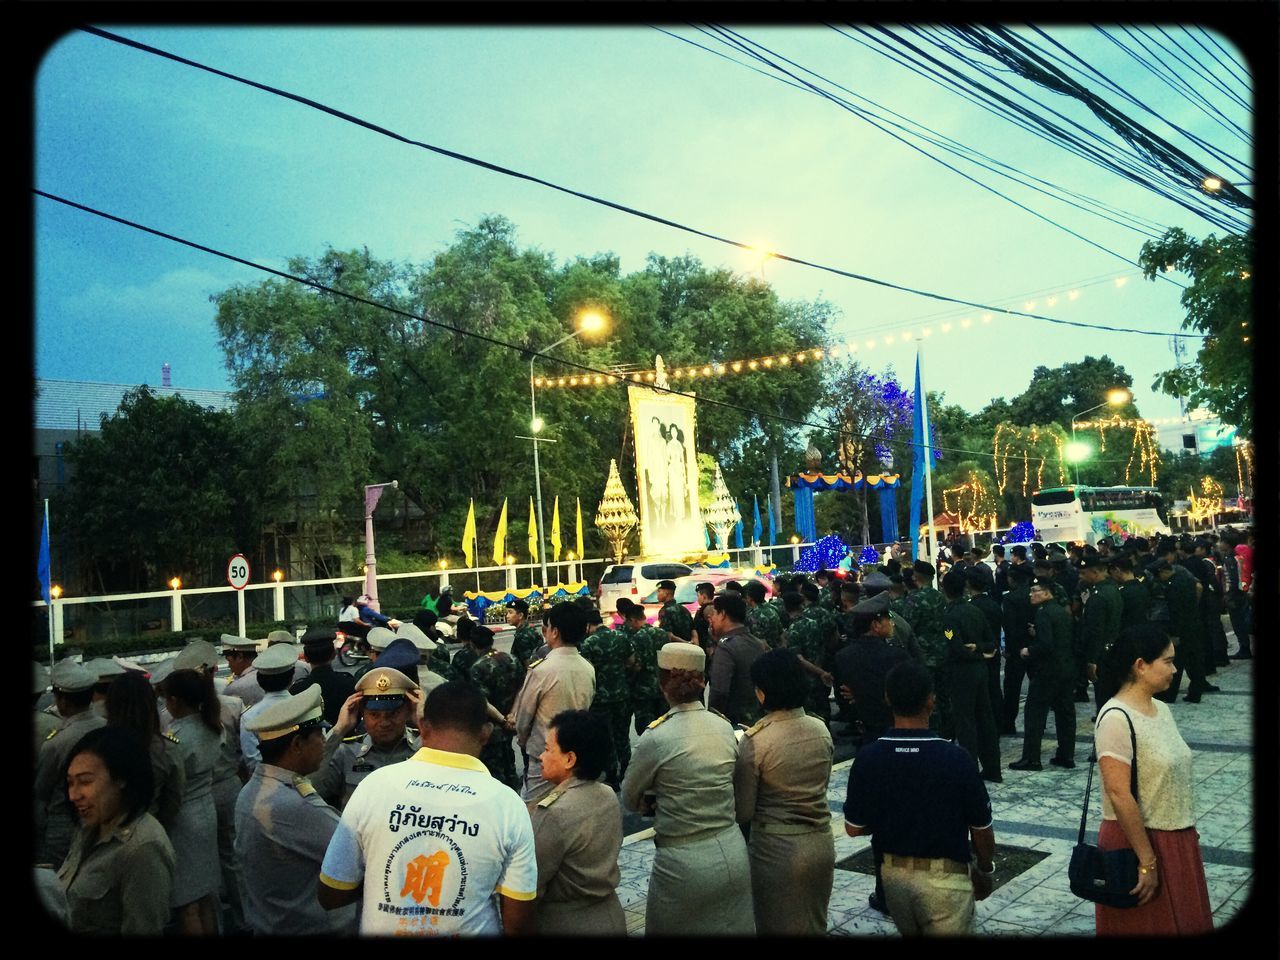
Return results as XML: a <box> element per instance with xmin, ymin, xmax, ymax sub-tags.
<box><xmin>34</xmin><ymin>379</ymin><xmax>235</xmax><ymax>432</ymax></box>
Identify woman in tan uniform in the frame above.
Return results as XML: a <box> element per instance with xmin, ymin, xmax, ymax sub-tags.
<box><xmin>529</xmin><ymin>710</ymin><xmax>626</xmax><ymax>935</ymax></box>
<box><xmin>734</xmin><ymin>648</ymin><xmax>835</xmax><ymax>934</ymax></box>
<box><xmin>621</xmin><ymin>643</ymin><xmax>754</xmax><ymax>936</ymax></box>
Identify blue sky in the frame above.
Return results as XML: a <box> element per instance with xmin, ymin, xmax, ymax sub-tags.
<box><xmin>34</xmin><ymin>24</ymin><xmax>1253</xmax><ymax>441</ymax></box>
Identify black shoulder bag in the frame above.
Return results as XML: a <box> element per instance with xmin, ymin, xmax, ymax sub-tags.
<box><xmin>1068</xmin><ymin>706</ymin><xmax>1141</xmax><ymax>908</ymax></box>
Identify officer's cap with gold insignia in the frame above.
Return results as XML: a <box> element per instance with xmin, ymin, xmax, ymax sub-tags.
<box><xmin>51</xmin><ymin>660</ymin><xmax>97</xmax><ymax>693</ymax></box>
<box><xmin>221</xmin><ymin>633</ymin><xmax>260</xmax><ymax>654</ymax></box>
<box><xmin>266</xmin><ymin>629</ymin><xmax>297</xmax><ymax>646</ymax></box>
<box><xmin>32</xmin><ymin>661</ymin><xmax>50</xmax><ymax>696</ymax></box>
<box><xmin>366</xmin><ymin>626</ymin><xmax>397</xmax><ymax>652</ymax></box>
<box><xmin>83</xmin><ymin>658</ymin><xmax>128</xmax><ymax>682</ymax></box>
<box><xmin>657</xmin><ymin>641</ymin><xmax>705</xmax><ymax>672</ymax></box>
<box><xmin>244</xmin><ymin>685</ymin><xmax>325</xmax><ymax>741</ymax></box>
<box><xmin>174</xmin><ymin>639</ymin><xmax>219</xmax><ymax>672</ymax></box>
<box><xmin>394</xmin><ymin>622</ymin><xmax>438</xmax><ymax>653</ymax></box>
<box><xmin>355</xmin><ymin>666</ymin><xmax>420</xmax><ymax>712</ymax></box>
<box><xmin>254</xmin><ymin>641</ymin><xmax>301</xmax><ymax>675</ymax></box>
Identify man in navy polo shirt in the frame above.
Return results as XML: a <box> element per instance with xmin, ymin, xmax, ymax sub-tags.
<box><xmin>844</xmin><ymin>660</ymin><xmax>996</xmax><ymax>935</ymax></box>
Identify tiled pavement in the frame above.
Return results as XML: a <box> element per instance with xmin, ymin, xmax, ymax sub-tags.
<box><xmin>613</xmin><ymin>633</ymin><xmax>1254</xmax><ymax>937</ymax></box>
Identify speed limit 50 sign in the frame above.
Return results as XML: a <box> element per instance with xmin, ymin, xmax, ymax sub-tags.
<box><xmin>226</xmin><ymin>554</ymin><xmax>251</xmax><ymax>590</ymax></box>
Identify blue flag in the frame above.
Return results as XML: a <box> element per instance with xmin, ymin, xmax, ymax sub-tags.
<box><xmin>908</xmin><ymin>352</ymin><xmax>927</xmax><ymax>562</ymax></box>
<box><xmin>766</xmin><ymin>495</ymin><xmax>776</xmax><ymax>546</ymax></box>
<box><xmin>734</xmin><ymin>502</ymin><xmax>744</xmax><ymax>549</ymax></box>
<box><xmin>37</xmin><ymin>513</ymin><xmax>51</xmax><ymax>605</ymax></box>
<box><xmin>752</xmin><ymin>496</ymin><xmax>763</xmax><ymax>545</ymax></box>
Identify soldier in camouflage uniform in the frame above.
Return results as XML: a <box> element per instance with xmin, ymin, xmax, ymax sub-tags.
<box><xmin>620</xmin><ymin>600</ymin><xmax>670</xmax><ymax>734</ymax></box>
<box><xmin>507</xmin><ymin>598</ymin><xmax>542</xmax><ymax>683</ymax></box>
<box><xmin>656</xmin><ymin>580</ymin><xmax>694</xmax><ymax>642</ymax></box>
<box><xmin>468</xmin><ymin>626</ymin><xmax>522</xmax><ymax>790</ymax></box>
<box><xmin>580</xmin><ymin>608</ymin><xmax>635</xmax><ymax>784</ymax></box>
<box><xmin>449</xmin><ymin>615</ymin><xmax>481</xmax><ymax>682</ymax></box>
<box><xmin>800</xmin><ymin>582</ymin><xmax>839</xmax><ymax>723</ymax></box>
<box><xmin>781</xmin><ymin>592</ymin><xmax>834</xmax><ymax>726</ymax></box>
<box><xmin>744</xmin><ymin>580</ymin><xmax>783</xmax><ymax>649</ymax></box>
<box><xmin>900</xmin><ymin>559</ymin><xmax>952</xmax><ymax>736</ymax></box>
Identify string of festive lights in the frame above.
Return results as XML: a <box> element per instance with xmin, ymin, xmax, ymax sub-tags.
<box><xmin>1074</xmin><ymin>415</ymin><xmax>1217</xmax><ymax>428</ymax></box>
<box><xmin>1186</xmin><ymin>476</ymin><xmax>1224</xmax><ymax>524</ymax></box>
<box><xmin>534</xmin><ymin>272</ymin><xmax>1147</xmax><ymax>389</ymax></box>
<box><xmin>993</xmin><ymin>423</ymin><xmax>1067</xmax><ymax>496</ymax></box>
<box><xmin>1122</xmin><ymin>422</ymin><xmax>1161</xmax><ymax>485</ymax></box>
<box><xmin>1234</xmin><ymin>442</ymin><xmax>1253</xmax><ymax>498</ymax></box>
<box><xmin>942</xmin><ymin>471</ymin><xmax>1001</xmax><ymax>533</ymax></box>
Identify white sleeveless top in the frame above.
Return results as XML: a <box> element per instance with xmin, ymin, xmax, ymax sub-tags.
<box><xmin>1094</xmin><ymin>698</ymin><xmax>1195</xmax><ymax>830</ymax></box>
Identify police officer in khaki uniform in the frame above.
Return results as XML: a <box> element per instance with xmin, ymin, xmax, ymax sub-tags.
<box><xmin>221</xmin><ymin>634</ymin><xmax>263</xmax><ymax>708</ymax></box>
<box><xmin>266</xmin><ymin>630</ymin><xmax>310</xmax><ymax>684</ymax></box>
<box><xmin>234</xmin><ymin>685</ymin><xmax>357</xmax><ymax>936</ymax></box>
<box><xmin>351</xmin><ymin>625</ymin><xmax>397</xmax><ymax>682</ymax></box>
<box><xmin>620</xmin><ymin>642</ymin><xmax>755</xmax><ymax>936</ymax></box>
<box><xmin>310</xmin><ymin>665</ymin><xmax>422</xmax><ymax>812</ymax></box>
<box><xmin>35</xmin><ymin>661</ymin><xmax>107</xmax><ymax>866</ymax></box>
<box><xmin>734</xmin><ymin>648</ymin><xmax>835</xmax><ymax>935</ymax></box>
<box><xmin>83</xmin><ymin>658</ymin><xmax>128</xmax><ymax>718</ymax></box>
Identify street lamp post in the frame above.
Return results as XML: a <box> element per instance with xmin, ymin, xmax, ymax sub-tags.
<box><xmin>364</xmin><ymin>481</ymin><xmax>399</xmax><ymax>609</ymax></box>
<box><xmin>1069</xmin><ymin>389</ymin><xmax>1132</xmax><ymax>485</ymax></box>
<box><xmin>528</xmin><ymin>309</ymin><xmax>607</xmax><ymax>591</ymax></box>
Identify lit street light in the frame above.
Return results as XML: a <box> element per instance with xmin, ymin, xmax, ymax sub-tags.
<box><xmin>1070</xmin><ymin>388</ymin><xmax>1131</xmax><ymax>485</ymax></box>
<box><xmin>529</xmin><ymin>308</ymin><xmax>609</xmax><ymax>590</ymax></box>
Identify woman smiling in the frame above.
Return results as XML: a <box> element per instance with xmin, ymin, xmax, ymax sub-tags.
<box><xmin>57</xmin><ymin>727</ymin><xmax>175</xmax><ymax>934</ymax></box>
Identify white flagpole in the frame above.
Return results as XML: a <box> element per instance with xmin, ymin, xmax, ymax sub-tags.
<box><xmin>917</xmin><ymin>343</ymin><xmax>939</xmax><ymax>584</ymax></box>
<box><xmin>45</xmin><ymin>499</ymin><xmax>55</xmax><ymax>664</ymax></box>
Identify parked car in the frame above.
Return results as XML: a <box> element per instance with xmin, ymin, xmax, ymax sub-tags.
<box><xmin>597</xmin><ymin>561</ymin><xmax>694</xmax><ymax>612</ymax></box>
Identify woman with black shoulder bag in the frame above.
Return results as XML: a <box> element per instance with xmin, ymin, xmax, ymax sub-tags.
<box><xmin>1091</xmin><ymin>624</ymin><xmax>1212</xmax><ymax>935</ymax></box>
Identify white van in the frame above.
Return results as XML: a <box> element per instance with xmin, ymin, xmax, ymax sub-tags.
<box><xmin>597</xmin><ymin>561</ymin><xmax>694</xmax><ymax>612</ymax></box>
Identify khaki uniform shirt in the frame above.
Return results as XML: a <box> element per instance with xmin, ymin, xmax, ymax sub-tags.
<box><xmin>33</xmin><ymin>710</ymin><xmax>60</xmax><ymax>758</ymax></box>
<box><xmin>35</xmin><ymin>709</ymin><xmax>106</xmax><ymax>866</ymax></box>
<box><xmin>513</xmin><ymin>647</ymin><xmax>596</xmax><ymax>800</ymax></box>
<box><xmin>734</xmin><ymin>708</ymin><xmax>833</xmax><ymax>828</ymax></box>
<box><xmin>620</xmin><ymin>701</ymin><xmax>738</xmax><ymax>839</ymax></box>
<box><xmin>234</xmin><ymin>763</ymin><xmax>356</xmax><ymax>936</ymax></box>
<box><xmin>57</xmin><ymin>814</ymin><xmax>176</xmax><ymax>935</ymax></box>
<box><xmin>311</xmin><ymin>728</ymin><xmax>419</xmax><ymax>811</ymax></box>
<box><xmin>531</xmin><ymin>777</ymin><xmax>623</xmax><ymax>905</ymax></box>
<box><xmin>224</xmin><ymin>667</ymin><xmax>263</xmax><ymax>708</ymax></box>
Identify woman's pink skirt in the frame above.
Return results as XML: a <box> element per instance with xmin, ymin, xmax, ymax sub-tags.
<box><xmin>1094</xmin><ymin>819</ymin><xmax>1214</xmax><ymax>936</ymax></box>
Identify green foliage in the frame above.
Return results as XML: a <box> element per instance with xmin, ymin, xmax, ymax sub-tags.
<box><xmin>1155</xmin><ymin>446</ymin><xmax>1241</xmax><ymax>507</ymax></box>
<box><xmin>53</xmin><ymin>387</ymin><xmax>266</xmax><ymax>592</ymax></box>
<box><xmin>994</xmin><ymin>356</ymin><xmax>1137</xmax><ymax>430</ymax></box>
<box><xmin>1139</xmin><ymin>228</ymin><xmax>1253</xmax><ymax>438</ymax></box>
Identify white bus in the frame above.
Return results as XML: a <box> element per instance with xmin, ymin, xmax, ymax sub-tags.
<box><xmin>1030</xmin><ymin>485</ymin><xmax>1171</xmax><ymax>545</ymax></box>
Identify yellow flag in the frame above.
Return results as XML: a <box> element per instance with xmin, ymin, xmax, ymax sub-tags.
<box><xmin>575</xmin><ymin>496</ymin><xmax>585</xmax><ymax>559</ymax></box>
<box><xmin>492</xmin><ymin>498</ymin><xmax>509</xmax><ymax>566</ymax></box>
<box><xmin>461</xmin><ymin>499</ymin><xmax>477</xmax><ymax>568</ymax></box>
<box><xmin>527</xmin><ymin>497</ymin><xmax>539</xmax><ymax>563</ymax></box>
<box><xmin>550</xmin><ymin>496</ymin><xmax>562</xmax><ymax>561</ymax></box>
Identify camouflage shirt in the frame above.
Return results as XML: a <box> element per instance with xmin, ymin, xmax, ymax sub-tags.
<box><xmin>510</xmin><ymin>623</ymin><xmax>543</xmax><ymax>674</ymax></box>
<box><xmin>901</xmin><ymin>585</ymin><xmax>948</xmax><ymax>668</ymax></box>
<box><xmin>580</xmin><ymin>626</ymin><xmax>633</xmax><ymax>704</ymax></box>
<box><xmin>469</xmin><ymin>649</ymin><xmax>521</xmax><ymax>716</ymax></box>
<box><xmin>451</xmin><ymin>646</ymin><xmax>480</xmax><ymax>682</ymax></box>
<box><xmin>747</xmin><ymin>602</ymin><xmax>784</xmax><ymax>649</ymax></box>
<box><xmin>659</xmin><ymin>600</ymin><xmax>694</xmax><ymax>642</ymax></box>
<box><xmin>428</xmin><ymin>644</ymin><xmax>457</xmax><ymax>683</ymax></box>
<box><xmin>784</xmin><ymin>614</ymin><xmax>824</xmax><ymax>666</ymax></box>
<box><xmin>623</xmin><ymin>623</ymin><xmax>669</xmax><ymax>702</ymax></box>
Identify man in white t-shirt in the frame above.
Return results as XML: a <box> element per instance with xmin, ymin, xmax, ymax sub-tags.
<box><xmin>318</xmin><ymin>682</ymin><xmax>537</xmax><ymax>936</ymax></box>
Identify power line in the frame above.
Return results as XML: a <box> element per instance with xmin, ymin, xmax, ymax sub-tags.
<box><xmin>1146</xmin><ymin>24</ymin><xmax>1251</xmax><ymax>115</ymax></box>
<box><xmin>687</xmin><ymin>24</ymin><xmax>1169</xmax><ymax>240</ymax></box>
<box><xmin>32</xmin><ymin>188</ymin><xmax>1183</xmax><ymax>469</ymax></box>
<box><xmin>77</xmin><ymin>26</ymin><xmax>1200</xmax><ymax>338</ymax></box>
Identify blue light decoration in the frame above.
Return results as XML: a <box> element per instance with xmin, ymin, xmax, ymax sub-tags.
<box><xmin>1001</xmin><ymin>521</ymin><xmax>1038</xmax><ymax>543</ymax></box>
<box><xmin>795</xmin><ymin>534</ymin><xmax>849</xmax><ymax>573</ymax></box>
<box><xmin>859</xmin><ymin>546</ymin><xmax>881</xmax><ymax>565</ymax></box>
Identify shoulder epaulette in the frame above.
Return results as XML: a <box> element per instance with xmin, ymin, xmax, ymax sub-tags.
<box><xmin>742</xmin><ymin>716</ymin><xmax>768</xmax><ymax>737</ymax></box>
<box><xmin>44</xmin><ymin>727</ymin><xmax>60</xmax><ymax>742</ymax></box>
<box><xmin>646</xmin><ymin>711</ymin><xmax>672</xmax><ymax>730</ymax></box>
<box><xmin>162</xmin><ymin>731</ymin><xmax>180</xmax><ymax>744</ymax></box>
<box><xmin>527</xmin><ymin>657</ymin><xmax>545</xmax><ymax>671</ymax></box>
<box><xmin>709</xmin><ymin>708</ymin><xmax>732</xmax><ymax>725</ymax></box>
<box><xmin>536</xmin><ymin>788</ymin><xmax>564</xmax><ymax>809</ymax></box>
<box><xmin>293</xmin><ymin>775</ymin><xmax>317</xmax><ymax>798</ymax></box>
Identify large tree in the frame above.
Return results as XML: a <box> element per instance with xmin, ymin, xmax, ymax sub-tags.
<box><xmin>54</xmin><ymin>387</ymin><xmax>265</xmax><ymax>592</ymax></box>
<box><xmin>1138</xmin><ymin>228</ymin><xmax>1253</xmax><ymax>438</ymax></box>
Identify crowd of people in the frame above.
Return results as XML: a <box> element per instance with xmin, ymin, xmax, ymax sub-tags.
<box><xmin>31</xmin><ymin>525</ymin><xmax>1251</xmax><ymax>936</ymax></box>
